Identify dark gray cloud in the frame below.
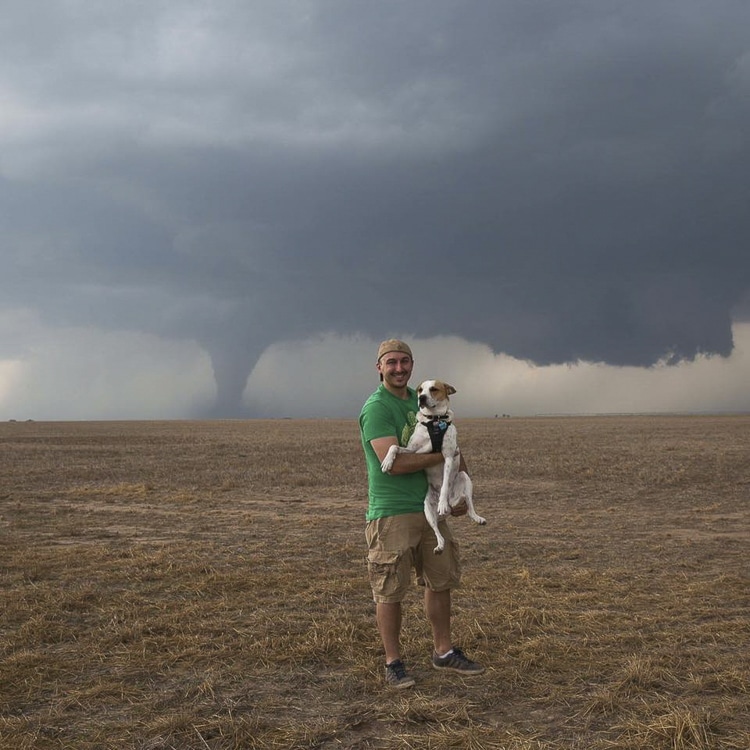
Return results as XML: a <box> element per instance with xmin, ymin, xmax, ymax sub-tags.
<box><xmin>2</xmin><ymin>0</ymin><xmax>749</xmax><ymax>414</ymax></box>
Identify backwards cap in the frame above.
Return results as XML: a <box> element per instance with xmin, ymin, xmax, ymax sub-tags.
<box><xmin>377</xmin><ymin>339</ymin><xmax>413</xmax><ymax>362</ymax></box>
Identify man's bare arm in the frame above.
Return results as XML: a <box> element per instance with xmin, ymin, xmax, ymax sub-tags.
<box><xmin>370</xmin><ymin>436</ymin><xmax>444</xmax><ymax>475</ymax></box>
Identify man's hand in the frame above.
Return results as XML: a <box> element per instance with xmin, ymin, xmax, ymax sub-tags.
<box><xmin>450</xmin><ymin>499</ymin><xmax>468</xmax><ymax>517</ymax></box>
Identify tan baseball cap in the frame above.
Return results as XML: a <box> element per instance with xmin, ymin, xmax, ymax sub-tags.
<box><xmin>377</xmin><ymin>339</ymin><xmax>413</xmax><ymax>362</ymax></box>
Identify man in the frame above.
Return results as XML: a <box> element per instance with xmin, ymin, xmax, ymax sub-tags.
<box><xmin>359</xmin><ymin>338</ymin><xmax>485</xmax><ymax>689</ymax></box>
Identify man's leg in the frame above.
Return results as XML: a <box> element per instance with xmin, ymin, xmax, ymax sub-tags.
<box><xmin>424</xmin><ymin>587</ymin><xmax>452</xmax><ymax>656</ymax></box>
<box><xmin>366</xmin><ymin>514</ymin><xmax>419</xmax><ymax>687</ymax></box>
<box><xmin>420</xmin><ymin>519</ymin><xmax>456</xmax><ymax>656</ymax></box>
<box><xmin>378</xmin><ymin>600</ymin><xmax>415</xmax><ymax>688</ymax></box>
<box><xmin>425</xmin><ymin>587</ymin><xmax>485</xmax><ymax>674</ymax></box>
<box><xmin>376</xmin><ymin>601</ymin><xmax>403</xmax><ymax>664</ymax></box>
<box><xmin>421</xmin><ymin>523</ymin><xmax>485</xmax><ymax>675</ymax></box>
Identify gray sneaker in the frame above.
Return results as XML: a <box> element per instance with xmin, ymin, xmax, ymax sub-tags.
<box><xmin>385</xmin><ymin>659</ymin><xmax>416</xmax><ymax>689</ymax></box>
<box><xmin>432</xmin><ymin>647</ymin><xmax>485</xmax><ymax>675</ymax></box>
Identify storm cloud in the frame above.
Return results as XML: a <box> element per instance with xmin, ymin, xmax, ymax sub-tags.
<box><xmin>2</xmin><ymin>1</ymin><xmax>750</xmax><ymax>416</ymax></box>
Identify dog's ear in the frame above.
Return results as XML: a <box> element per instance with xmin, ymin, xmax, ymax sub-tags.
<box><xmin>446</xmin><ymin>384</ymin><xmax>457</xmax><ymax>396</ymax></box>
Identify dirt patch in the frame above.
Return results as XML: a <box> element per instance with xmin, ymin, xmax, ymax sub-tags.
<box><xmin>1</xmin><ymin>416</ymin><xmax>749</xmax><ymax>749</ymax></box>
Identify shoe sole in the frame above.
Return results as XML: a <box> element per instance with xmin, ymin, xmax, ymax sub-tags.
<box><xmin>432</xmin><ymin>664</ymin><xmax>485</xmax><ymax>675</ymax></box>
<box><xmin>387</xmin><ymin>679</ymin><xmax>416</xmax><ymax>689</ymax></box>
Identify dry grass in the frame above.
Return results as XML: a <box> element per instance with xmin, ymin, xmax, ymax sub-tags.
<box><xmin>1</xmin><ymin>416</ymin><xmax>749</xmax><ymax>749</ymax></box>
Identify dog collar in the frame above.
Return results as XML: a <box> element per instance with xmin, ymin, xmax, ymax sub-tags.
<box><xmin>426</xmin><ymin>415</ymin><xmax>451</xmax><ymax>452</ymax></box>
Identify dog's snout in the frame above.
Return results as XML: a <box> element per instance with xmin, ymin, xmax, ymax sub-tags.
<box><xmin>419</xmin><ymin>394</ymin><xmax>428</xmax><ymax>407</ymax></box>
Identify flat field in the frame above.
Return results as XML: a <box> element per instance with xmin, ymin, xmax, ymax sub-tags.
<box><xmin>1</xmin><ymin>416</ymin><xmax>749</xmax><ymax>749</ymax></box>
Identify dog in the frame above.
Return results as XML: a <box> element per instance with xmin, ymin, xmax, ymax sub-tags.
<box><xmin>380</xmin><ymin>379</ymin><xmax>486</xmax><ymax>553</ymax></box>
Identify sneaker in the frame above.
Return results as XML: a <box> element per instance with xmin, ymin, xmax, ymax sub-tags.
<box><xmin>385</xmin><ymin>659</ymin><xmax>416</xmax><ymax>689</ymax></box>
<box><xmin>432</xmin><ymin>647</ymin><xmax>485</xmax><ymax>675</ymax></box>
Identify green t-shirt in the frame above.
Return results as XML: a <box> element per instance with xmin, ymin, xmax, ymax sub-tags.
<box><xmin>359</xmin><ymin>384</ymin><xmax>428</xmax><ymax>521</ymax></box>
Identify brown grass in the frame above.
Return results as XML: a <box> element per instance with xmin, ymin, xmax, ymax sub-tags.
<box><xmin>1</xmin><ymin>416</ymin><xmax>749</xmax><ymax>749</ymax></box>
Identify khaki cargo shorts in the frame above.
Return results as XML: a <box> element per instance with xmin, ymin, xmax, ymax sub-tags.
<box><xmin>365</xmin><ymin>512</ymin><xmax>461</xmax><ymax>603</ymax></box>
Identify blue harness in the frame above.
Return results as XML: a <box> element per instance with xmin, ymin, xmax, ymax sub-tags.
<box><xmin>425</xmin><ymin>415</ymin><xmax>451</xmax><ymax>452</ymax></box>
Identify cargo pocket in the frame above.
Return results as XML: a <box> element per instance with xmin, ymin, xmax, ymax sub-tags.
<box><xmin>446</xmin><ymin>537</ymin><xmax>461</xmax><ymax>589</ymax></box>
<box><xmin>422</xmin><ymin>536</ymin><xmax>461</xmax><ymax>591</ymax></box>
<box><xmin>367</xmin><ymin>549</ymin><xmax>402</xmax><ymax>600</ymax></box>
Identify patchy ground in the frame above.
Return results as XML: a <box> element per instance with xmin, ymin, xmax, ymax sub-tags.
<box><xmin>1</xmin><ymin>416</ymin><xmax>749</xmax><ymax>749</ymax></box>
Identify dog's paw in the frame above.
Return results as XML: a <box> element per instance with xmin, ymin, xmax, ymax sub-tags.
<box><xmin>433</xmin><ymin>543</ymin><xmax>444</xmax><ymax>554</ymax></box>
<box><xmin>475</xmin><ymin>516</ymin><xmax>487</xmax><ymax>526</ymax></box>
<box><xmin>437</xmin><ymin>502</ymin><xmax>450</xmax><ymax>517</ymax></box>
<box><xmin>380</xmin><ymin>446</ymin><xmax>397</xmax><ymax>473</ymax></box>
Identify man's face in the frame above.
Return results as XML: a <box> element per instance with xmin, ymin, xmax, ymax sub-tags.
<box><xmin>377</xmin><ymin>352</ymin><xmax>414</xmax><ymax>390</ymax></box>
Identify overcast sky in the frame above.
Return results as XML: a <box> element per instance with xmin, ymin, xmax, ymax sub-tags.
<box><xmin>2</xmin><ymin>1</ymin><xmax>749</xmax><ymax>420</ymax></box>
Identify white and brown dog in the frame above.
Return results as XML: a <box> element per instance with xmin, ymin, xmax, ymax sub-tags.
<box><xmin>380</xmin><ymin>379</ymin><xmax>486</xmax><ymax>553</ymax></box>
